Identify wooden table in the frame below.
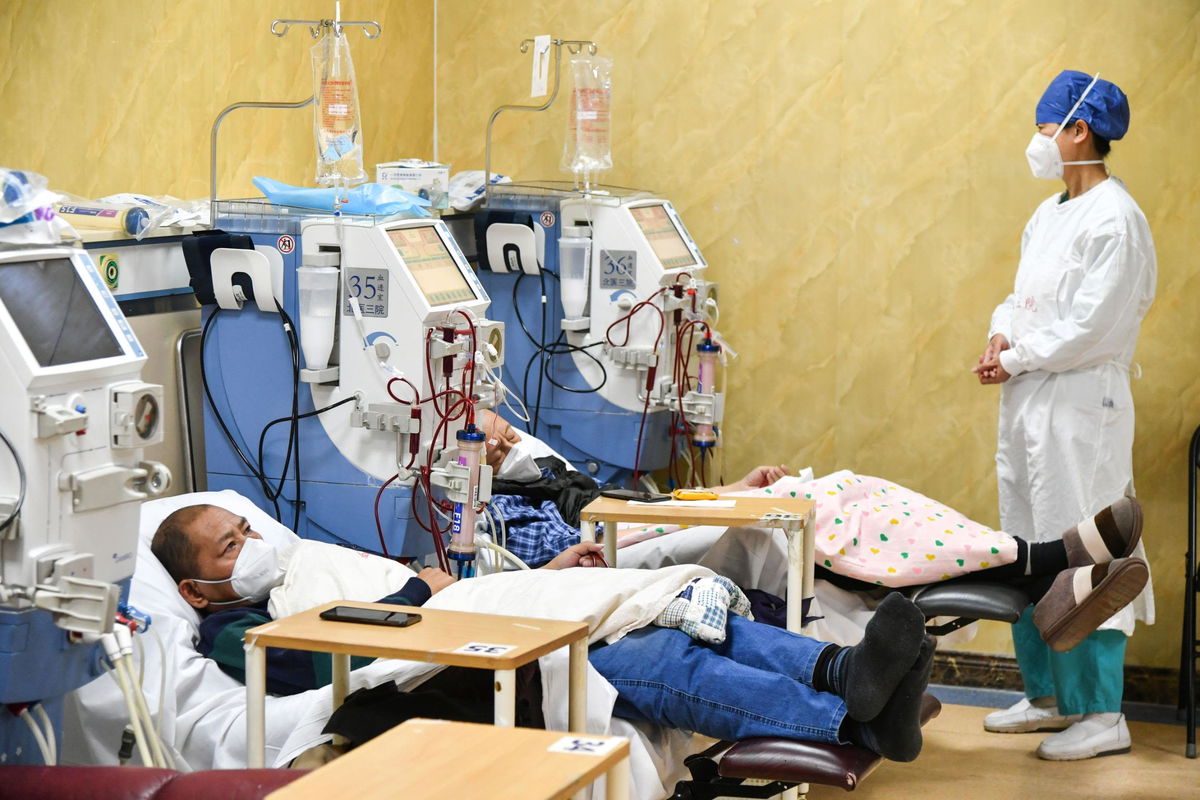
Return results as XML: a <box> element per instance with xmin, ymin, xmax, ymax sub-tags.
<box><xmin>244</xmin><ymin>601</ymin><xmax>590</xmax><ymax>768</ymax></box>
<box><xmin>579</xmin><ymin>495</ymin><xmax>816</xmax><ymax>633</ymax></box>
<box><xmin>267</xmin><ymin>718</ymin><xmax>630</xmax><ymax>800</ymax></box>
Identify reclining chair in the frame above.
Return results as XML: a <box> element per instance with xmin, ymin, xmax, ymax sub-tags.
<box><xmin>669</xmin><ymin>580</ymin><xmax>1029</xmax><ymax>799</ymax></box>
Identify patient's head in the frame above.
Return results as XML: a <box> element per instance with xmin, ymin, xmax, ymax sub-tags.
<box><xmin>478</xmin><ymin>409</ymin><xmax>542</xmax><ymax>483</ymax></box>
<box><xmin>152</xmin><ymin>504</ymin><xmax>277</xmax><ymax>613</ymax></box>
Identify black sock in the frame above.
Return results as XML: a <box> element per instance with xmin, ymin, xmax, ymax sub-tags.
<box><xmin>828</xmin><ymin>593</ymin><xmax>925</xmax><ymax>721</ymax></box>
<box><xmin>1028</xmin><ymin>539</ymin><xmax>1068</xmax><ymax>576</ymax></box>
<box><xmin>976</xmin><ymin>537</ymin><xmax>1069</xmax><ymax>580</ymax></box>
<box><xmin>811</xmin><ymin>643</ymin><xmax>842</xmax><ymax>695</ymax></box>
<box><xmin>840</xmin><ymin>636</ymin><xmax>935</xmax><ymax>762</ymax></box>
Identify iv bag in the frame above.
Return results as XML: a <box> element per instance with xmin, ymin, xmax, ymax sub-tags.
<box><xmin>311</xmin><ymin>30</ymin><xmax>366</xmax><ymax>187</ymax></box>
<box><xmin>560</xmin><ymin>57</ymin><xmax>613</xmax><ymax>183</ymax></box>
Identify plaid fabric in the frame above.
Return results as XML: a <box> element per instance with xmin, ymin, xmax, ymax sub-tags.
<box><xmin>486</xmin><ymin>493</ymin><xmax>582</xmax><ymax>568</ymax></box>
<box><xmin>654</xmin><ymin>576</ymin><xmax>754</xmax><ymax>644</ymax></box>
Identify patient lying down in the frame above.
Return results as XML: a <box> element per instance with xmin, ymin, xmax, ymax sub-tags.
<box><xmin>480</xmin><ymin>412</ymin><xmax>1149</xmax><ymax>653</ymax></box>
<box><xmin>153</xmin><ymin>504</ymin><xmax>935</xmax><ymax>762</ymax></box>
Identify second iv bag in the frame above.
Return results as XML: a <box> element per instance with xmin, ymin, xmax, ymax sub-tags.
<box><xmin>312</xmin><ymin>30</ymin><xmax>367</xmax><ymax>187</ymax></box>
<box><xmin>561</xmin><ymin>56</ymin><xmax>613</xmax><ymax>182</ymax></box>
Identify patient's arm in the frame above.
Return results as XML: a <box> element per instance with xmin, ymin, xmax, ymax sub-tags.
<box><xmin>199</xmin><ymin>605</ymin><xmax>374</xmax><ymax>696</ymax></box>
<box><xmin>197</xmin><ymin>573</ymin><xmax>445</xmax><ymax>695</ymax></box>
<box><xmin>710</xmin><ymin>464</ymin><xmax>789</xmax><ymax>494</ymax></box>
<box><xmin>408</xmin><ymin>567</ymin><xmax>454</xmax><ymax>597</ymax></box>
<box><xmin>543</xmin><ymin>541</ymin><xmax>606</xmax><ymax>570</ymax></box>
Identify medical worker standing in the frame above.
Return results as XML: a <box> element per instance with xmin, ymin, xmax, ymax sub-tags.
<box><xmin>972</xmin><ymin>71</ymin><xmax>1156</xmax><ymax>760</ymax></box>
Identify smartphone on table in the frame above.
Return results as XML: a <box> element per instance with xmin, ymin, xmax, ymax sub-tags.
<box><xmin>319</xmin><ymin>606</ymin><xmax>422</xmax><ymax>627</ymax></box>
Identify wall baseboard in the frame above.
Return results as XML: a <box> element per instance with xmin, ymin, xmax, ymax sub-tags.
<box><xmin>933</xmin><ymin>650</ymin><xmax>1182</xmax><ymax>706</ymax></box>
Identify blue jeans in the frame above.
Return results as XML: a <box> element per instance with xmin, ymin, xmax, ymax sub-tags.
<box><xmin>589</xmin><ymin>615</ymin><xmax>847</xmax><ymax>744</ymax></box>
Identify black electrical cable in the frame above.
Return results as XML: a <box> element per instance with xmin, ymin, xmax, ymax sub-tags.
<box><xmin>534</xmin><ymin>269</ymin><xmax>549</xmax><ymax>437</ymax></box>
<box><xmin>277</xmin><ymin>306</ymin><xmax>302</xmax><ymax>532</ymax></box>
<box><xmin>200</xmin><ymin>305</ymin><xmax>303</xmax><ymax>527</ymax></box>
<box><xmin>511</xmin><ymin>271</ymin><xmax>609</xmax><ymax>436</ymax></box>
<box><xmin>541</xmin><ymin>332</ymin><xmax>608</xmax><ymax>393</ymax></box>
<box><xmin>198</xmin><ymin>309</ymin><xmax>282</xmax><ymax>519</ymax></box>
<box><xmin>0</xmin><ymin>427</ymin><xmax>26</xmax><ymax>534</ymax></box>
<box><xmin>257</xmin><ymin>395</ymin><xmax>358</xmax><ymax>491</ymax></box>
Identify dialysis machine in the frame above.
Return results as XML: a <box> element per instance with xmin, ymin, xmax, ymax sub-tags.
<box><xmin>195</xmin><ymin>202</ymin><xmax>503</xmax><ymax>561</ymax></box>
<box><xmin>0</xmin><ymin>245</ymin><xmax>169</xmax><ymax>763</ymax></box>
<box><xmin>475</xmin><ymin>182</ymin><xmax>725</xmax><ymax>487</ymax></box>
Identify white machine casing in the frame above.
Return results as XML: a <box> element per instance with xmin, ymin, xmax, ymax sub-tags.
<box><xmin>299</xmin><ymin>217</ymin><xmax>500</xmax><ymax>487</ymax></box>
<box><xmin>0</xmin><ymin>246</ymin><xmax>169</xmax><ymax>595</ymax></box>
<box><xmin>554</xmin><ymin>194</ymin><xmax>712</xmax><ymax>414</ymax></box>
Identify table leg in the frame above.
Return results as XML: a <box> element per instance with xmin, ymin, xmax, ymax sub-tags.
<box><xmin>603</xmin><ymin>517</ymin><xmax>617</xmax><ymax>568</ymax></box>
<box><xmin>606</xmin><ymin>753</ymin><xmax>631</xmax><ymax>800</ymax></box>
<box><xmin>786</xmin><ymin>526</ymin><xmax>803</xmax><ymax>634</ymax></box>
<box><xmin>329</xmin><ymin>652</ymin><xmax>352</xmax><ymax>748</ymax></box>
<box><xmin>784</xmin><ymin>510</ymin><xmax>817</xmax><ymax>636</ymax></box>
<box><xmin>802</xmin><ymin>508</ymin><xmax>816</xmax><ymax>630</ymax></box>
<box><xmin>581</xmin><ymin>519</ymin><xmax>596</xmax><ymax>543</ymax></box>
<box><xmin>331</xmin><ymin>653</ymin><xmax>350</xmax><ymax>708</ymax></box>
<box><xmin>245</xmin><ymin>641</ymin><xmax>266</xmax><ymax>768</ymax></box>
<box><xmin>494</xmin><ymin>668</ymin><xmax>517</xmax><ymax>726</ymax></box>
<box><xmin>569</xmin><ymin>637</ymin><xmax>588</xmax><ymax>733</ymax></box>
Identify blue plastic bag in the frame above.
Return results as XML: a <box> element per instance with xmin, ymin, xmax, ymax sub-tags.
<box><xmin>252</xmin><ymin>177</ymin><xmax>431</xmax><ymax>217</ymax></box>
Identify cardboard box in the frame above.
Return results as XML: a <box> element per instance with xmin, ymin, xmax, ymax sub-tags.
<box><xmin>376</xmin><ymin>160</ymin><xmax>451</xmax><ymax>210</ymax></box>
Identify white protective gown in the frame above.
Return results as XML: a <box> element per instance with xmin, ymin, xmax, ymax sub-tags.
<box><xmin>990</xmin><ymin>176</ymin><xmax>1156</xmax><ymax>634</ymax></box>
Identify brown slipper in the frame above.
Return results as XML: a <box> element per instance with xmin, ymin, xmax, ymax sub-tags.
<box><xmin>1033</xmin><ymin>558</ymin><xmax>1148</xmax><ymax>653</ymax></box>
<box><xmin>1062</xmin><ymin>497</ymin><xmax>1142</xmax><ymax>568</ymax></box>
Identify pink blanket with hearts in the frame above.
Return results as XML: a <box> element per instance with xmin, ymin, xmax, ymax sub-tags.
<box><xmin>616</xmin><ymin>470</ymin><xmax>1018</xmax><ymax>588</ymax></box>
<box><xmin>792</xmin><ymin>470</ymin><xmax>1018</xmax><ymax>587</ymax></box>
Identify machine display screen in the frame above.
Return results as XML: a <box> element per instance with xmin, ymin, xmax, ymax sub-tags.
<box><xmin>0</xmin><ymin>258</ymin><xmax>123</xmax><ymax>366</ymax></box>
<box><xmin>387</xmin><ymin>226</ymin><xmax>478</xmax><ymax>307</ymax></box>
<box><xmin>630</xmin><ymin>204</ymin><xmax>696</xmax><ymax>269</ymax></box>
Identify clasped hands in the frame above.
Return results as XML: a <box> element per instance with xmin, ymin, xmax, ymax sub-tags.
<box><xmin>973</xmin><ymin>334</ymin><xmax>1012</xmax><ymax>385</ymax></box>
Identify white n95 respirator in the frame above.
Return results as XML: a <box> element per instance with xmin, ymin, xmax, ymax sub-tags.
<box><xmin>496</xmin><ymin>439</ymin><xmax>543</xmax><ymax>484</ymax></box>
<box><xmin>191</xmin><ymin>536</ymin><xmax>284</xmax><ymax>605</ymax></box>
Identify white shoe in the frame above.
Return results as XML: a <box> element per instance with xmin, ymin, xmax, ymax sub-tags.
<box><xmin>1036</xmin><ymin>713</ymin><xmax>1131</xmax><ymax>760</ymax></box>
<box><xmin>983</xmin><ymin>697</ymin><xmax>1082</xmax><ymax>733</ymax></box>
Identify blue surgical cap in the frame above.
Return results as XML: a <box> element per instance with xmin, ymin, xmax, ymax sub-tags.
<box><xmin>1036</xmin><ymin>70</ymin><xmax>1130</xmax><ymax>141</ymax></box>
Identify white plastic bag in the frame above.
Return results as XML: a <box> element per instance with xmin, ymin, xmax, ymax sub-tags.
<box><xmin>311</xmin><ymin>31</ymin><xmax>366</xmax><ymax>187</ymax></box>
<box><xmin>0</xmin><ymin>168</ymin><xmax>74</xmax><ymax>245</ymax></box>
<box><xmin>560</xmin><ymin>57</ymin><xmax>613</xmax><ymax>183</ymax></box>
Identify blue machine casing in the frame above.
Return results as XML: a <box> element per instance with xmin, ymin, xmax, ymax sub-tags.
<box><xmin>200</xmin><ymin>220</ymin><xmax>427</xmax><ymax>557</ymax></box>
<box><xmin>0</xmin><ymin>578</ymin><xmax>129</xmax><ymax>765</ymax></box>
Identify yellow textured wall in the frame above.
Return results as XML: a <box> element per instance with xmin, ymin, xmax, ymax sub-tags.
<box><xmin>0</xmin><ymin>0</ymin><xmax>432</xmax><ymax>199</ymax></box>
<box><xmin>1</xmin><ymin>1</ymin><xmax>1197</xmax><ymax>673</ymax></box>
<box><xmin>431</xmin><ymin>0</ymin><xmax>1199</xmax><ymax>668</ymax></box>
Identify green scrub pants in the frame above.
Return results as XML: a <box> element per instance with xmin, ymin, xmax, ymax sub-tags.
<box><xmin>1012</xmin><ymin>606</ymin><xmax>1127</xmax><ymax>715</ymax></box>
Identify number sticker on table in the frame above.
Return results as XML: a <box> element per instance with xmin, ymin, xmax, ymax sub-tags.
<box><xmin>547</xmin><ymin>736</ymin><xmax>623</xmax><ymax>756</ymax></box>
<box><xmin>453</xmin><ymin>642</ymin><xmax>517</xmax><ymax>656</ymax></box>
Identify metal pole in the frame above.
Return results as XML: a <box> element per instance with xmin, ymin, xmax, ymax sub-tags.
<box><xmin>484</xmin><ymin>42</ymin><xmax>563</xmax><ymax>193</ymax></box>
<box><xmin>1186</xmin><ymin>426</ymin><xmax>1199</xmax><ymax>757</ymax></box>
<box><xmin>209</xmin><ymin>97</ymin><xmax>315</xmax><ymax>208</ymax></box>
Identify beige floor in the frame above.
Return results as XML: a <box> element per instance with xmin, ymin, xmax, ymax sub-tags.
<box><xmin>805</xmin><ymin>704</ymin><xmax>1196</xmax><ymax>800</ymax></box>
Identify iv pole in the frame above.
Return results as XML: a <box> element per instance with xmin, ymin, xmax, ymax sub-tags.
<box><xmin>208</xmin><ymin>8</ymin><xmax>381</xmax><ymax>207</ymax></box>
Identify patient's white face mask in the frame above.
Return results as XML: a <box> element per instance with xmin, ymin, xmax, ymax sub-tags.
<box><xmin>190</xmin><ymin>536</ymin><xmax>284</xmax><ymax>605</ymax></box>
<box><xmin>496</xmin><ymin>439</ymin><xmax>542</xmax><ymax>483</ymax></box>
